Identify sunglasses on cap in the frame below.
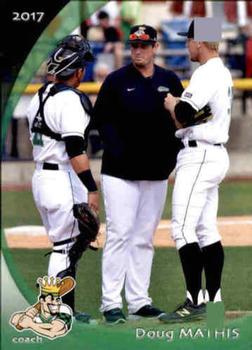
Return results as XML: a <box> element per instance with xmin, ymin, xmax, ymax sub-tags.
<box><xmin>129</xmin><ymin>33</ymin><xmax>151</xmax><ymax>41</ymax></box>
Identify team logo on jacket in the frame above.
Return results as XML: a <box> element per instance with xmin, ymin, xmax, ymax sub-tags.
<box><xmin>157</xmin><ymin>86</ymin><xmax>170</xmax><ymax>92</ymax></box>
<box><xmin>9</xmin><ymin>276</ymin><xmax>76</xmax><ymax>340</ymax></box>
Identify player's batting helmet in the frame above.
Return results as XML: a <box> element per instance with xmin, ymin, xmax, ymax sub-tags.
<box><xmin>47</xmin><ymin>34</ymin><xmax>94</xmax><ymax>78</ymax></box>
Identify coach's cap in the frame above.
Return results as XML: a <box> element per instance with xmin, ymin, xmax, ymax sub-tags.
<box><xmin>128</xmin><ymin>25</ymin><xmax>157</xmax><ymax>44</ymax></box>
<box><xmin>178</xmin><ymin>17</ymin><xmax>222</xmax><ymax>41</ymax></box>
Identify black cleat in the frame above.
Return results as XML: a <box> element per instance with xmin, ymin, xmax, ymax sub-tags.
<box><xmin>103</xmin><ymin>308</ymin><xmax>126</xmax><ymax>325</ymax></box>
<box><xmin>74</xmin><ymin>311</ymin><xmax>92</xmax><ymax>323</ymax></box>
<box><xmin>128</xmin><ymin>305</ymin><xmax>165</xmax><ymax>320</ymax></box>
<box><xmin>159</xmin><ymin>299</ymin><xmax>206</xmax><ymax>323</ymax></box>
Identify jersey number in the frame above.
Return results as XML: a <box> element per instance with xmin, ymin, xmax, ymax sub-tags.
<box><xmin>32</xmin><ymin>132</ymin><xmax>44</xmax><ymax>146</ymax></box>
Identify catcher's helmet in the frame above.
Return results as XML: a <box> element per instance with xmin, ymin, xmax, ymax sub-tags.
<box><xmin>47</xmin><ymin>35</ymin><xmax>94</xmax><ymax>78</ymax></box>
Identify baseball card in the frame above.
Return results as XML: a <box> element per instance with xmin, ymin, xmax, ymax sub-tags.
<box><xmin>2</xmin><ymin>1</ymin><xmax>252</xmax><ymax>350</ymax></box>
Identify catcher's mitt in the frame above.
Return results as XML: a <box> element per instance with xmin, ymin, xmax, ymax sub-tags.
<box><xmin>73</xmin><ymin>202</ymin><xmax>100</xmax><ymax>241</ymax></box>
<box><xmin>69</xmin><ymin>203</ymin><xmax>100</xmax><ymax>265</ymax></box>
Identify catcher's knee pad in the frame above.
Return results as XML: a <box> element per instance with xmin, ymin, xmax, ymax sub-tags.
<box><xmin>55</xmin><ymin>256</ymin><xmax>76</xmax><ymax>311</ymax></box>
<box><xmin>68</xmin><ymin>233</ymin><xmax>91</xmax><ymax>266</ymax></box>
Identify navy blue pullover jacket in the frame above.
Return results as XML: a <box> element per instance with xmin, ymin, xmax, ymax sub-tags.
<box><xmin>93</xmin><ymin>63</ymin><xmax>184</xmax><ymax>180</ymax></box>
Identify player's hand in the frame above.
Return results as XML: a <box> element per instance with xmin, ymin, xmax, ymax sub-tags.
<box><xmin>88</xmin><ymin>192</ymin><xmax>99</xmax><ymax>214</ymax></box>
<box><xmin>164</xmin><ymin>93</ymin><xmax>178</xmax><ymax>114</ymax></box>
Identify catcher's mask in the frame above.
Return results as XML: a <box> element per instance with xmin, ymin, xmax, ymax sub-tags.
<box><xmin>47</xmin><ymin>34</ymin><xmax>94</xmax><ymax>78</ymax></box>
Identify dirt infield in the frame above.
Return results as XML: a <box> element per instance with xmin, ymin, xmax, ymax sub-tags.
<box><xmin>4</xmin><ymin>216</ymin><xmax>252</xmax><ymax>248</ymax></box>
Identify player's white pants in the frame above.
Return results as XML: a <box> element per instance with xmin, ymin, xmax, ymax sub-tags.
<box><xmin>32</xmin><ymin>165</ymin><xmax>87</xmax><ymax>277</ymax></box>
<box><xmin>100</xmin><ymin>174</ymin><xmax>167</xmax><ymax>314</ymax></box>
<box><xmin>47</xmin><ymin>241</ymin><xmax>75</xmax><ymax>277</ymax></box>
<box><xmin>171</xmin><ymin>145</ymin><xmax>229</xmax><ymax>250</ymax></box>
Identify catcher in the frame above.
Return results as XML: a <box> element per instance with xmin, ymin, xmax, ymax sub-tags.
<box><xmin>26</xmin><ymin>35</ymin><xmax>100</xmax><ymax>323</ymax></box>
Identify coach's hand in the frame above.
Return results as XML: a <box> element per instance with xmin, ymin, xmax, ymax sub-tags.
<box><xmin>88</xmin><ymin>191</ymin><xmax>99</xmax><ymax>213</ymax></box>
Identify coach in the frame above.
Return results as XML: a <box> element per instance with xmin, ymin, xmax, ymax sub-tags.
<box><xmin>94</xmin><ymin>24</ymin><xmax>183</xmax><ymax>324</ymax></box>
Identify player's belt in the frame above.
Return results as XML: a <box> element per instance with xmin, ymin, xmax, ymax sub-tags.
<box><xmin>53</xmin><ymin>236</ymin><xmax>97</xmax><ymax>253</ymax></box>
<box><xmin>184</xmin><ymin>140</ymin><xmax>222</xmax><ymax>148</ymax></box>
<box><xmin>43</xmin><ymin>162</ymin><xmax>59</xmax><ymax>170</ymax></box>
<box><xmin>52</xmin><ymin>249</ymin><xmax>69</xmax><ymax>254</ymax></box>
<box><xmin>53</xmin><ymin>237</ymin><xmax>77</xmax><ymax>246</ymax></box>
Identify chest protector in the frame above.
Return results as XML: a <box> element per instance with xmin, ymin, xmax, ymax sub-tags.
<box><xmin>31</xmin><ymin>83</ymin><xmax>93</xmax><ymax>148</ymax></box>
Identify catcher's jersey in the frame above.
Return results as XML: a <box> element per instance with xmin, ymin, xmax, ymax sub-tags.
<box><xmin>176</xmin><ymin>57</ymin><xmax>233</xmax><ymax>144</ymax></box>
<box><xmin>26</xmin><ymin>83</ymin><xmax>90</xmax><ymax>163</ymax></box>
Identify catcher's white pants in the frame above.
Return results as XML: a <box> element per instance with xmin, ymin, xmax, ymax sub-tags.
<box><xmin>171</xmin><ymin>144</ymin><xmax>229</xmax><ymax>250</ymax></box>
<box><xmin>100</xmin><ymin>175</ymin><xmax>167</xmax><ymax>314</ymax></box>
<box><xmin>32</xmin><ymin>164</ymin><xmax>87</xmax><ymax>276</ymax></box>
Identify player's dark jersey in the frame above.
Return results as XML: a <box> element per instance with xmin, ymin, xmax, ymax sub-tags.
<box><xmin>94</xmin><ymin>63</ymin><xmax>184</xmax><ymax>180</ymax></box>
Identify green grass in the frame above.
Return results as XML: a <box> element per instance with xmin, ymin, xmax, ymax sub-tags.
<box><xmin>2</xmin><ymin>181</ymin><xmax>252</xmax><ymax>228</ymax></box>
<box><xmin>163</xmin><ymin>180</ymin><xmax>252</xmax><ymax>218</ymax></box>
<box><xmin>8</xmin><ymin>247</ymin><xmax>252</xmax><ymax>319</ymax></box>
<box><xmin>218</xmin><ymin>181</ymin><xmax>252</xmax><ymax>216</ymax></box>
<box><xmin>2</xmin><ymin>181</ymin><xmax>252</xmax><ymax>330</ymax></box>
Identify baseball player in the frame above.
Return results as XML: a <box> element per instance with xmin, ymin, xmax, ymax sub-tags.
<box><xmin>159</xmin><ymin>18</ymin><xmax>233</xmax><ymax>323</ymax></box>
<box><xmin>93</xmin><ymin>25</ymin><xmax>184</xmax><ymax>324</ymax></box>
<box><xmin>26</xmin><ymin>35</ymin><xmax>99</xmax><ymax>323</ymax></box>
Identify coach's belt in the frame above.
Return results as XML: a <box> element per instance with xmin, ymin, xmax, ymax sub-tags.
<box><xmin>42</xmin><ymin>162</ymin><xmax>59</xmax><ymax>170</ymax></box>
<box><xmin>184</xmin><ymin>140</ymin><xmax>222</xmax><ymax>148</ymax></box>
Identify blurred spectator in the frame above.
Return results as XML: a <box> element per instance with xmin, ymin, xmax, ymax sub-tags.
<box><xmin>82</xmin><ymin>1</ymin><xmax>120</xmax><ymax>40</ymax></box>
<box><xmin>190</xmin><ymin>1</ymin><xmax>206</xmax><ymax>16</ymax></box>
<box><xmin>227</xmin><ymin>21</ymin><xmax>252</xmax><ymax>113</ymax></box>
<box><xmin>8</xmin><ymin>73</ymin><xmax>55</xmax><ymax>159</ymax></box>
<box><xmin>80</xmin><ymin>19</ymin><xmax>92</xmax><ymax>39</ymax></box>
<box><xmin>224</xmin><ymin>1</ymin><xmax>252</xmax><ymax>25</ymax></box>
<box><xmin>240</xmin><ymin>24</ymin><xmax>252</xmax><ymax>113</ymax></box>
<box><xmin>88</xmin><ymin>61</ymin><xmax>111</xmax><ymax>158</ymax></box>
<box><xmin>245</xmin><ymin>25</ymin><xmax>252</xmax><ymax>77</ymax></box>
<box><xmin>168</xmin><ymin>1</ymin><xmax>214</xmax><ymax>18</ymax></box>
<box><xmin>97</xmin><ymin>10</ymin><xmax>124</xmax><ymax>69</ymax></box>
<box><xmin>98</xmin><ymin>10</ymin><xmax>121</xmax><ymax>45</ymax></box>
<box><xmin>120</xmin><ymin>1</ymin><xmax>142</xmax><ymax>42</ymax></box>
<box><xmin>168</xmin><ymin>1</ymin><xmax>184</xmax><ymax>16</ymax></box>
<box><xmin>89</xmin><ymin>61</ymin><xmax>112</xmax><ymax>104</ymax></box>
<box><xmin>90</xmin><ymin>1</ymin><xmax>120</xmax><ymax>27</ymax></box>
<box><xmin>93</xmin><ymin>61</ymin><xmax>112</xmax><ymax>83</ymax></box>
<box><xmin>9</xmin><ymin>95</ymin><xmax>32</xmax><ymax>158</ymax></box>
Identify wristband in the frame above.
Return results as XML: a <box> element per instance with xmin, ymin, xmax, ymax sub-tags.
<box><xmin>78</xmin><ymin>170</ymin><xmax>98</xmax><ymax>192</ymax></box>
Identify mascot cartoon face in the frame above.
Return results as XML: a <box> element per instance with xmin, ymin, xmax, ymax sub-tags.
<box><xmin>10</xmin><ymin>276</ymin><xmax>76</xmax><ymax>340</ymax></box>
